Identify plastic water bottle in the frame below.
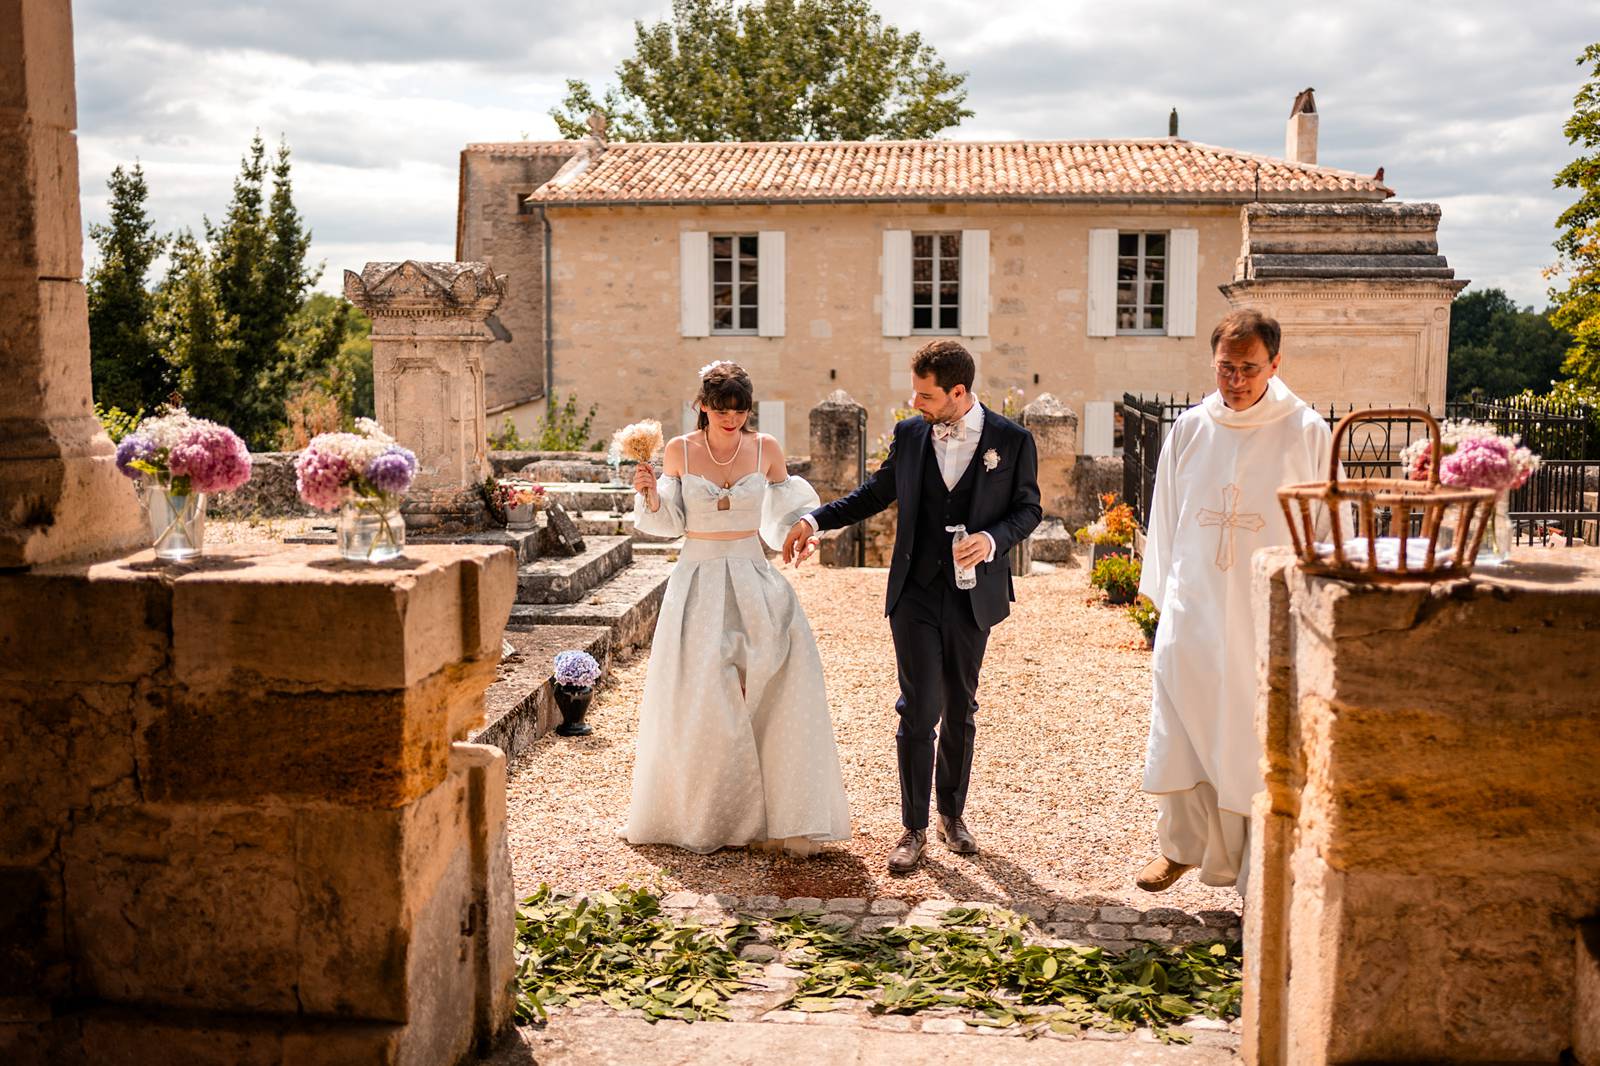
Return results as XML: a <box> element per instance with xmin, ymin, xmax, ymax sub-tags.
<box><xmin>946</xmin><ymin>524</ymin><xmax>978</xmax><ymax>590</ymax></box>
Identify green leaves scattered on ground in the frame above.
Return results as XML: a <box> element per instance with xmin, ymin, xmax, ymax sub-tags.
<box><xmin>515</xmin><ymin>886</ymin><xmax>758</xmax><ymax>1023</ymax></box>
<box><xmin>513</xmin><ymin>887</ymin><xmax>1241</xmax><ymax>1042</ymax></box>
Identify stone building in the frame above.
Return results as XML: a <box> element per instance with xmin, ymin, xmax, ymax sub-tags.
<box><xmin>457</xmin><ymin>92</ymin><xmax>1454</xmax><ymax>452</ymax></box>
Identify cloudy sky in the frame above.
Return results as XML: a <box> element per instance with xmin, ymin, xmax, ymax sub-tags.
<box><xmin>73</xmin><ymin>0</ymin><xmax>1594</xmax><ymax>308</ymax></box>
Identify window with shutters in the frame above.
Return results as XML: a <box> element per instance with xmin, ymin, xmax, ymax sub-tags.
<box><xmin>912</xmin><ymin>232</ymin><xmax>961</xmax><ymax>333</ymax></box>
<box><xmin>711</xmin><ymin>234</ymin><xmax>759</xmax><ymax>334</ymax></box>
<box><xmin>1116</xmin><ymin>231</ymin><xmax>1167</xmax><ymax>334</ymax></box>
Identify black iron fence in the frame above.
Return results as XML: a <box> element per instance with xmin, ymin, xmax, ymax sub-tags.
<box><xmin>1121</xmin><ymin>393</ymin><xmax>1599</xmax><ymax>546</ymax></box>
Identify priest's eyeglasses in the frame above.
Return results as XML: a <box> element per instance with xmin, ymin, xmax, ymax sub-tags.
<box><xmin>1213</xmin><ymin>360</ymin><xmax>1270</xmax><ymax>381</ymax></box>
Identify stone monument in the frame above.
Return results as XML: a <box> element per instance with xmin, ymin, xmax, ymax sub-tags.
<box><xmin>345</xmin><ymin>260</ymin><xmax>506</xmax><ymax>532</ymax></box>
<box><xmin>1220</xmin><ymin>202</ymin><xmax>1467</xmax><ymax>410</ymax></box>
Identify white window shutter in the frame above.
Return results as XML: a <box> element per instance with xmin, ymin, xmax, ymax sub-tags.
<box><xmin>960</xmin><ymin>229</ymin><xmax>989</xmax><ymax>338</ymax></box>
<box><xmin>1086</xmin><ymin>229</ymin><xmax>1118</xmax><ymax>337</ymax></box>
<box><xmin>1083</xmin><ymin>401</ymin><xmax>1115</xmax><ymax>456</ymax></box>
<box><xmin>758</xmin><ymin>400</ymin><xmax>786</xmax><ymax>452</ymax></box>
<box><xmin>758</xmin><ymin>231</ymin><xmax>785</xmax><ymax>337</ymax></box>
<box><xmin>1166</xmin><ymin>228</ymin><xmax>1199</xmax><ymax>337</ymax></box>
<box><xmin>882</xmin><ymin>229</ymin><xmax>912</xmax><ymax>337</ymax></box>
<box><xmin>679</xmin><ymin>231</ymin><xmax>710</xmax><ymax>337</ymax></box>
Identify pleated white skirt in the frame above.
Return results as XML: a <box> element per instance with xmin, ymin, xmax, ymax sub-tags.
<box><xmin>624</xmin><ymin>536</ymin><xmax>852</xmax><ymax>854</ymax></box>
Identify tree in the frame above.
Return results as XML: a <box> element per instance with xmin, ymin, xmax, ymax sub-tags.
<box><xmin>1446</xmin><ymin>288</ymin><xmax>1570</xmax><ymax>399</ymax></box>
<box><xmin>551</xmin><ymin>0</ymin><xmax>971</xmax><ymax>142</ymax></box>
<box><xmin>87</xmin><ymin>163</ymin><xmax>167</xmax><ymax>412</ymax></box>
<box><xmin>1550</xmin><ymin>42</ymin><xmax>1600</xmax><ymax>389</ymax></box>
<box><xmin>156</xmin><ymin>230</ymin><xmax>241</xmax><ymax>425</ymax></box>
<box><xmin>272</xmin><ymin>294</ymin><xmax>374</xmax><ymax>448</ymax></box>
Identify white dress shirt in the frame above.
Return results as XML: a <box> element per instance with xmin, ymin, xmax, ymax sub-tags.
<box><xmin>804</xmin><ymin>399</ymin><xmax>996</xmax><ymax>563</ymax></box>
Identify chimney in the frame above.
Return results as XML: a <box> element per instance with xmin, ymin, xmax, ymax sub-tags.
<box><xmin>1169</xmin><ymin>108</ymin><xmax>1179</xmax><ymax>138</ymax></box>
<box><xmin>1286</xmin><ymin>88</ymin><xmax>1317</xmax><ymax>164</ymax></box>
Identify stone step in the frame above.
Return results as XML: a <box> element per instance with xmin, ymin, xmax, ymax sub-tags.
<box><xmin>473</xmin><ymin>625</ymin><xmax>611</xmax><ymax>768</ymax></box>
<box><xmin>517</xmin><ymin>535</ymin><xmax>632</xmax><ymax>605</ymax></box>
<box><xmin>284</xmin><ymin>525</ymin><xmax>541</xmax><ymax>563</ymax></box>
<box><xmin>568</xmin><ymin>510</ymin><xmax>678</xmax><ymax>543</ymax></box>
<box><xmin>508</xmin><ymin>557</ymin><xmax>674</xmax><ymax>653</ymax></box>
<box><xmin>632</xmin><ymin>538</ymin><xmax>683</xmax><ymax>557</ymax></box>
<box><xmin>540</xmin><ymin>482</ymin><xmax>637</xmax><ymax>513</ymax></box>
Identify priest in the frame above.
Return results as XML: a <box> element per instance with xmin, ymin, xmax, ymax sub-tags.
<box><xmin>1136</xmin><ymin>309</ymin><xmax>1333</xmax><ymax>898</ymax></box>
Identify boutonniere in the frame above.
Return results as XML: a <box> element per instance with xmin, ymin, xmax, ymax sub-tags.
<box><xmin>983</xmin><ymin>448</ymin><xmax>1000</xmax><ymax>472</ymax></box>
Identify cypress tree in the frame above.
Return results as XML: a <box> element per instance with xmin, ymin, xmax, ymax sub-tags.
<box><xmin>87</xmin><ymin>163</ymin><xmax>167</xmax><ymax>413</ymax></box>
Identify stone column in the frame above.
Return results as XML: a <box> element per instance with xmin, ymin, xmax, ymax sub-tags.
<box><xmin>808</xmin><ymin>390</ymin><xmax>866</xmax><ymax>566</ymax></box>
<box><xmin>1220</xmin><ymin>203</ymin><xmax>1468</xmax><ymax>410</ymax></box>
<box><xmin>345</xmin><ymin>260</ymin><xmax>506</xmax><ymax>532</ymax></box>
<box><xmin>1019</xmin><ymin>393</ymin><xmax>1078</xmax><ymax>520</ymax></box>
<box><xmin>0</xmin><ymin>0</ymin><xmax>144</xmax><ymax>567</ymax></box>
<box><xmin>1246</xmin><ymin>547</ymin><xmax>1600</xmax><ymax>1065</ymax></box>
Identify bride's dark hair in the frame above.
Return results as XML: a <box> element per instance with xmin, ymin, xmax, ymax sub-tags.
<box><xmin>696</xmin><ymin>362</ymin><xmax>754</xmax><ymax>431</ymax></box>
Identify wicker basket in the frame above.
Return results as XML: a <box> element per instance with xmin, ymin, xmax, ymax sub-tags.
<box><xmin>1277</xmin><ymin>408</ymin><xmax>1497</xmax><ymax>583</ymax></box>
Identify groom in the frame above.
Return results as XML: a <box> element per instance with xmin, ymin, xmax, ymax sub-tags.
<box><xmin>784</xmin><ymin>340</ymin><xmax>1041</xmax><ymax>873</ymax></box>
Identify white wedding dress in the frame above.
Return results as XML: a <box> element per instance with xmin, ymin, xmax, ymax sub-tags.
<box><xmin>623</xmin><ymin>440</ymin><xmax>852</xmax><ymax>854</ymax></box>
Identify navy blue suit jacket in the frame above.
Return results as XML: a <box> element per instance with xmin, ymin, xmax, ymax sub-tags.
<box><xmin>809</xmin><ymin>407</ymin><xmax>1042</xmax><ymax>630</ymax></box>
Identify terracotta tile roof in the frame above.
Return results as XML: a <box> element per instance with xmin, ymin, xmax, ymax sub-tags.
<box><xmin>518</xmin><ymin>139</ymin><xmax>1391</xmax><ymax>205</ymax></box>
<box><xmin>463</xmin><ymin>141</ymin><xmax>578</xmax><ymax>157</ymax></box>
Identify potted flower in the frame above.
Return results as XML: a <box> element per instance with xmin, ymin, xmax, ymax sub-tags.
<box><xmin>115</xmin><ymin>407</ymin><xmax>252</xmax><ymax>561</ymax></box>
<box><xmin>552</xmin><ymin>649</ymin><xmax>602</xmax><ymax>737</ymax></box>
<box><xmin>497</xmin><ymin>481</ymin><xmax>547</xmax><ymax>530</ymax></box>
<box><xmin>1090</xmin><ymin>551</ymin><xmax>1141</xmax><ymax>606</ymax></box>
<box><xmin>1074</xmin><ymin>491</ymin><xmax>1138</xmax><ymax>566</ymax></box>
<box><xmin>1127</xmin><ymin>595</ymin><xmax>1160</xmax><ymax>649</ymax></box>
<box><xmin>294</xmin><ymin>418</ymin><xmax>418</xmax><ymax>563</ymax></box>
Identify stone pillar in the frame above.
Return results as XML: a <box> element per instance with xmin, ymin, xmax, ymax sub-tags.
<box><xmin>1246</xmin><ymin>547</ymin><xmax>1600</xmax><ymax>1065</ymax></box>
<box><xmin>1019</xmin><ymin>393</ymin><xmax>1078</xmax><ymax>520</ymax></box>
<box><xmin>0</xmin><ymin>0</ymin><xmax>144</xmax><ymax>567</ymax></box>
<box><xmin>345</xmin><ymin>260</ymin><xmax>506</xmax><ymax>532</ymax></box>
<box><xmin>1220</xmin><ymin>203</ymin><xmax>1467</xmax><ymax>410</ymax></box>
<box><xmin>0</xmin><ymin>544</ymin><xmax>519</xmax><ymax>1063</ymax></box>
<box><xmin>808</xmin><ymin>389</ymin><xmax>866</xmax><ymax>504</ymax></box>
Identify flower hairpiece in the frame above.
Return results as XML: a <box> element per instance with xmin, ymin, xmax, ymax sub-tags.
<box><xmin>698</xmin><ymin>360</ymin><xmax>737</xmax><ymax>380</ymax></box>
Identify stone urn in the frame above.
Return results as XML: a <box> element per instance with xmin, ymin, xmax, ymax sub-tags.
<box><xmin>552</xmin><ymin>684</ymin><xmax>594</xmax><ymax>737</ymax></box>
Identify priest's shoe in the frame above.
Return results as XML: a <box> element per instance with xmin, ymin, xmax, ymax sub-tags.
<box><xmin>936</xmin><ymin>814</ymin><xmax>978</xmax><ymax>855</ymax></box>
<box><xmin>1136</xmin><ymin>855</ymin><xmax>1196</xmax><ymax>892</ymax></box>
<box><xmin>887</xmin><ymin>829</ymin><xmax>926</xmax><ymax>874</ymax></box>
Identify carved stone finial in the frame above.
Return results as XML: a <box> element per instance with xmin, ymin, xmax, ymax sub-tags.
<box><xmin>343</xmin><ymin>260</ymin><xmax>507</xmax><ymax>318</ymax></box>
<box><xmin>1290</xmin><ymin>87</ymin><xmax>1316</xmax><ymax>117</ymax></box>
<box><xmin>587</xmin><ymin>110</ymin><xmax>608</xmax><ymax>142</ymax></box>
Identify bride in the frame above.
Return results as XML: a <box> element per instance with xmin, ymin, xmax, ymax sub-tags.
<box><xmin>623</xmin><ymin>361</ymin><xmax>851</xmax><ymax>855</ymax></box>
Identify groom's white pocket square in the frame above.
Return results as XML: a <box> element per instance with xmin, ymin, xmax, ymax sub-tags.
<box><xmin>983</xmin><ymin>448</ymin><xmax>1000</xmax><ymax>472</ymax></box>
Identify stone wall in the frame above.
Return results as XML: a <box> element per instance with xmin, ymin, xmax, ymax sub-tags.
<box><xmin>205</xmin><ymin>452</ymin><xmax>312</xmax><ymax>517</ymax></box>
<box><xmin>457</xmin><ymin>143</ymin><xmax>578</xmax><ymax>429</ymax></box>
<box><xmin>1246</xmin><ymin>547</ymin><xmax>1600</xmax><ymax>1065</ymax></box>
<box><xmin>540</xmin><ymin>202</ymin><xmax>1247</xmax><ymax>448</ymax></box>
<box><xmin>1</xmin><ymin>543</ymin><xmax>519</xmax><ymax>1063</ymax></box>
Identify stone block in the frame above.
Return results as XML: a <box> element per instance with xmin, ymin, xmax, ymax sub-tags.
<box><xmin>1139</xmin><ymin>907</ymin><xmax>1198</xmax><ymax>926</ymax></box>
<box><xmin>169</xmin><ymin>544</ymin><xmax>513</xmax><ymax>693</ymax></box>
<box><xmin>868</xmin><ymin>898</ymin><xmax>909</xmax><ymax>916</ymax></box>
<box><xmin>0</xmin><ymin>118</ymin><xmax>82</xmax><ymax>283</ymax></box>
<box><xmin>1053</xmin><ymin>904</ymin><xmax>1096</xmax><ymax>922</ymax></box>
<box><xmin>1097</xmin><ymin>906</ymin><xmax>1141</xmax><ymax>924</ymax></box>
<box><xmin>1577</xmin><ymin>922</ymin><xmax>1600</xmax><ymax>1066</ymax></box>
<box><xmin>785</xmin><ymin>897</ymin><xmax>822</xmax><ymax>911</ymax></box>
<box><xmin>0</xmin><ymin>565</ymin><xmax>169</xmax><ymax>685</ymax></box>
<box><xmin>0</xmin><ymin>0</ymin><xmax>75</xmax><ymax>128</ymax></box>
<box><xmin>451</xmin><ymin>742</ymin><xmax>515</xmax><ymax>1048</ymax></box>
<box><xmin>1130</xmin><ymin>925</ymin><xmax>1173</xmax><ymax>943</ymax></box>
<box><xmin>1085</xmin><ymin>923</ymin><xmax>1128</xmax><ymax>940</ymax></box>
<box><xmin>825</xmin><ymin>897</ymin><xmax>867</xmax><ymax>914</ymax></box>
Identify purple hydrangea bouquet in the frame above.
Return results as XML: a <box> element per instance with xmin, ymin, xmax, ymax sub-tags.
<box><xmin>1401</xmin><ymin>420</ymin><xmax>1540</xmax><ymax>564</ymax></box>
<box><xmin>294</xmin><ymin>418</ymin><xmax>419</xmax><ymax>562</ymax></box>
<box><xmin>551</xmin><ymin>649</ymin><xmax>601</xmax><ymax>736</ymax></box>
<box><xmin>114</xmin><ymin>408</ymin><xmax>252</xmax><ymax>561</ymax></box>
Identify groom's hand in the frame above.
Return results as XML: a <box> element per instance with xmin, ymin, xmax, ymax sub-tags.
<box><xmin>783</xmin><ymin>520</ymin><xmax>818</xmax><ymax>566</ymax></box>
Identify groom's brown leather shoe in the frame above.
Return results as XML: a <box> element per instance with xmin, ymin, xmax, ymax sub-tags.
<box><xmin>1136</xmin><ymin>855</ymin><xmax>1196</xmax><ymax>892</ymax></box>
<box><xmin>936</xmin><ymin>814</ymin><xmax>978</xmax><ymax>855</ymax></box>
<box><xmin>887</xmin><ymin>829</ymin><xmax>926</xmax><ymax>874</ymax></box>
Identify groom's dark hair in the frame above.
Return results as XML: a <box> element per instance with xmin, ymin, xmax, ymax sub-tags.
<box><xmin>911</xmin><ymin>340</ymin><xmax>975</xmax><ymax>394</ymax></box>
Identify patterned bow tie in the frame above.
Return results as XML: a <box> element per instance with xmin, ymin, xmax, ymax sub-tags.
<box><xmin>931</xmin><ymin>420</ymin><xmax>967</xmax><ymax>443</ymax></box>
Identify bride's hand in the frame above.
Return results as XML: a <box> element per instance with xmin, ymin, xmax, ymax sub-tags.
<box><xmin>633</xmin><ymin>462</ymin><xmax>659</xmax><ymax>510</ymax></box>
<box><xmin>783</xmin><ymin>520</ymin><xmax>818</xmax><ymax>566</ymax></box>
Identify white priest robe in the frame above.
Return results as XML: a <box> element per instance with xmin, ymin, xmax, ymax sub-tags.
<box><xmin>1138</xmin><ymin>376</ymin><xmax>1332</xmax><ymax>890</ymax></box>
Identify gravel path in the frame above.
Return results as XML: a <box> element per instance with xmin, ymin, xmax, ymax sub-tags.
<box><xmin>506</xmin><ymin>561</ymin><xmax>1238</xmax><ymax>915</ymax></box>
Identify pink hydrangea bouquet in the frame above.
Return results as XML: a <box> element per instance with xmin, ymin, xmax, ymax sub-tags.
<box><xmin>294</xmin><ymin>418</ymin><xmax>419</xmax><ymax>511</ymax></box>
<box><xmin>1400</xmin><ymin>419</ymin><xmax>1540</xmax><ymax>492</ymax></box>
<box><xmin>114</xmin><ymin>408</ymin><xmax>252</xmax><ymax>495</ymax></box>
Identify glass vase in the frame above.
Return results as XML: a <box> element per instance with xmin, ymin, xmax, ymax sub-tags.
<box><xmin>148</xmin><ymin>486</ymin><xmax>205</xmax><ymax>561</ymax></box>
<box><xmin>1475</xmin><ymin>491</ymin><xmax>1513</xmax><ymax>566</ymax></box>
<box><xmin>338</xmin><ymin>496</ymin><xmax>405</xmax><ymax>563</ymax></box>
